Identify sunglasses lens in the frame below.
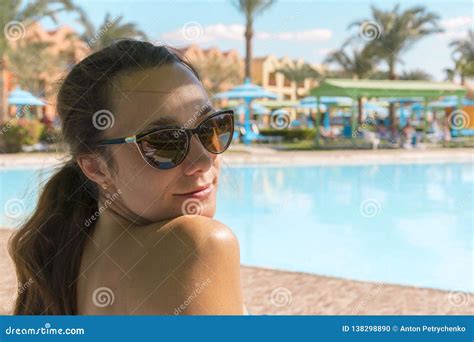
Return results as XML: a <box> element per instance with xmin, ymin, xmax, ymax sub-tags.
<box><xmin>138</xmin><ymin>130</ymin><xmax>187</xmax><ymax>170</ymax></box>
<box><xmin>199</xmin><ymin>113</ymin><xmax>234</xmax><ymax>153</ymax></box>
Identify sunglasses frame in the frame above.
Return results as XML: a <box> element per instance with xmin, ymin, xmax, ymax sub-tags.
<box><xmin>96</xmin><ymin>109</ymin><xmax>235</xmax><ymax>170</ymax></box>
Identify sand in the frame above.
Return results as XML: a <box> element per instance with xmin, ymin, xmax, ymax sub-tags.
<box><xmin>1</xmin><ymin>228</ymin><xmax>472</xmax><ymax>315</ymax></box>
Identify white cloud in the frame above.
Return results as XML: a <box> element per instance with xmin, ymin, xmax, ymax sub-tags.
<box><xmin>438</xmin><ymin>16</ymin><xmax>472</xmax><ymax>40</ymax></box>
<box><xmin>161</xmin><ymin>23</ymin><xmax>332</xmax><ymax>44</ymax></box>
<box><xmin>268</xmin><ymin>28</ymin><xmax>332</xmax><ymax>42</ymax></box>
<box><xmin>441</xmin><ymin>16</ymin><xmax>472</xmax><ymax>30</ymax></box>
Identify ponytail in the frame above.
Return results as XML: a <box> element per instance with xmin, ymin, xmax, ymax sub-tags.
<box><xmin>8</xmin><ymin>161</ymin><xmax>98</xmax><ymax>314</ymax></box>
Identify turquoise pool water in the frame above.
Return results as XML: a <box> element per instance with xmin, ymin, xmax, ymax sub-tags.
<box><xmin>1</xmin><ymin>162</ymin><xmax>473</xmax><ymax>292</ymax></box>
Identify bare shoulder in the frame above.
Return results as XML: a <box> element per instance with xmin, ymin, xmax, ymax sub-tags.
<box><xmin>126</xmin><ymin>215</ymin><xmax>244</xmax><ymax>315</ymax></box>
<box><xmin>156</xmin><ymin>214</ymin><xmax>239</xmax><ymax>250</ymax></box>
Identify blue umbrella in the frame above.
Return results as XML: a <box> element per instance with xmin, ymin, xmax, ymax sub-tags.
<box><xmin>8</xmin><ymin>87</ymin><xmax>45</xmax><ymax>106</ymax></box>
<box><xmin>214</xmin><ymin>79</ymin><xmax>278</xmax><ymax>100</ymax></box>
<box><xmin>410</xmin><ymin>97</ymin><xmax>474</xmax><ymax>121</ymax></box>
<box><xmin>428</xmin><ymin>97</ymin><xmax>474</xmax><ymax>108</ymax></box>
<box><xmin>234</xmin><ymin>103</ymin><xmax>270</xmax><ymax>116</ymax></box>
<box><xmin>214</xmin><ymin>78</ymin><xmax>278</xmax><ymax>144</ymax></box>
<box><xmin>381</xmin><ymin>97</ymin><xmax>424</xmax><ymax>104</ymax></box>
<box><xmin>298</xmin><ymin>97</ymin><xmax>327</xmax><ymax>111</ymax></box>
<box><xmin>364</xmin><ymin>102</ymin><xmax>388</xmax><ymax>117</ymax></box>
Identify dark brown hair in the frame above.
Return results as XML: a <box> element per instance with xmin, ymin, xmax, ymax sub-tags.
<box><xmin>8</xmin><ymin>40</ymin><xmax>200</xmax><ymax>314</ymax></box>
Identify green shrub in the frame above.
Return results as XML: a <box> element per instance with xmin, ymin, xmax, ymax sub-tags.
<box><xmin>40</xmin><ymin>126</ymin><xmax>62</xmax><ymax>144</ymax></box>
<box><xmin>1</xmin><ymin>119</ymin><xmax>44</xmax><ymax>153</ymax></box>
<box><xmin>259</xmin><ymin>128</ymin><xmax>316</xmax><ymax>142</ymax></box>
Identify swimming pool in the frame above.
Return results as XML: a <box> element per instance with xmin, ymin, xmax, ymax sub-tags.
<box><xmin>1</xmin><ymin>162</ymin><xmax>473</xmax><ymax>292</ymax></box>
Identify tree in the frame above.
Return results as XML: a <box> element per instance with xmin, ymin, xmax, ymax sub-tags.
<box><xmin>325</xmin><ymin>41</ymin><xmax>377</xmax><ymax>123</ymax></box>
<box><xmin>351</xmin><ymin>4</ymin><xmax>443</xmax><ymax>133</ymax></box>
<box><xmin>5</xmin><ymin>41</ymin><xmax>56</xmax><ymax>97</ymax></box>
<box><xmin>444</xmin><ymin>68</ymin><xmax>456</xmax><ymax>82</ymax></box>
<box><xmin>232</xmin><ymin>0</ymin><xmax>275</xmax><ymax>81</ymax></box>
<box><xmin>76</xmin><ymin>10</ymin><xmax>148</xmax><ymax>51</ymax></box>
<box><xmin>399</xmin><ymin>69</ymin><xmax>432</xmax><ymax>80</ymax></box>
<box><xmin>276</xmin><ymin>63</ymin><xmax>320</xmax><ymax>100</ymax></box>
<box><xmin>0</xmin><ymin>0</ymin><xmax>76</xmax><ymax>121</ymax></box>
<box><xmin>193</xmin><ymin>54</ymin><xmax>243</xmax><ymax>95</ymax></box>
<box><xmin>449</xmin><ymin>30</ymin><xmax>474</xmax><ymax>85</ymax></box>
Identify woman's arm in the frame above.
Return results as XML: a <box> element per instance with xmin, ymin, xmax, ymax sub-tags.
<box><xmin>127</xmin><ymin>215</ymin><xmax>245</xmax><ymax>315</ymax></box>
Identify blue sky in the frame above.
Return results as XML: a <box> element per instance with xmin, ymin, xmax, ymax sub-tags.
<box><xmin>45</xmin><ymin>0</ymin><xmax>473</xmax><ymax>80</ymax></box>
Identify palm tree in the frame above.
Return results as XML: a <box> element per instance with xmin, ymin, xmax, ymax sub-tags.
<box><xmin>232</xmin><ymin>0</ymin><xmax>275</xmax><ymax>80</ymax></box>
<box><xmin>351</xmin><ymin>4</ymin><xmax>443</xmax><ymax>133</ymax></box>
<box><xmin>352</xmin><ymin>4</ymin><xmax>442</xmax><ymax>79</ymax></box>
<box><xmin>444</xmin><ymin>68</ymin><xmax>456</xmax><ymax>82</ymax></box>
<box><xmin>325</xmin><ymin>41</ymin><xmax>377</xmax><ymax>123</ymax></box>
<box><xmin>0</xmin><ymin>0</ymin><xmax>76</xmax><ymax>121</ymax></box>
<box><xmin>76</xmin><ymin>10</ymin><xmax>148</xmax><ymax>51</ymax></box>
<box><xmin>276</xmin><ymin>63</ymin><xmax>320</xmax><ymax>100</ymax></box>
<box><xmin>449</xmin><ymin>30</ymin><xmax>474</xmax><ymax>85</ymax></box>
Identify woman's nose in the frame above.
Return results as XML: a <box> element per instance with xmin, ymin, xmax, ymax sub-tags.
<box><xmin>182</xmin><ymin>134</ymin><xmax>214</xmax><ymax>175</ymax></box>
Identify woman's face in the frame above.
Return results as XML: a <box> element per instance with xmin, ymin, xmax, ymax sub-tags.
<box><xmin>101</xmin><ymin>63</ymin><xmax>222</xmax><ymax>222</ymax></box>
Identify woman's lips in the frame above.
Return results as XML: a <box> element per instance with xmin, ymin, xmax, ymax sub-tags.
<box><xmin>174</xmin><ymin>184</ymin><xmax>214</xmax><ymax>199</ymax></box>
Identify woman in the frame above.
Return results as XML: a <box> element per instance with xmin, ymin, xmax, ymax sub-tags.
<box><xmin>9</xmin><ymin>40</ymin><xmax>247</xmax><ymax>315</ymax></box>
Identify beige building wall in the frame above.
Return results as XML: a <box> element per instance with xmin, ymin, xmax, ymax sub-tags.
<box><xmin>181</xmin><ymin>44</ymin><xmax>244</xmax><ymax>93</ymax></box>
<box><xmin>2</xmin><ymin>22</ymin><xmax>89</xmax><ymax>122</ymax></box>
<box><xmin>252</xmin><ymin>54</ymin><xmax>324</xmax><ymax>100</ymax></box>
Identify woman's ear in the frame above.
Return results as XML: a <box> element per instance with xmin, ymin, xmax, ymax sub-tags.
<box><xmin>76</xmin><ymin>155</ymin><xmax>112</xmax><ymax>187</ymax></box>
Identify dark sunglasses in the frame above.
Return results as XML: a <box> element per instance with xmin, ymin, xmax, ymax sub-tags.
<box><xmin>97</xmin><ymin>110</ymin><xmax>234</xmax><ymax>170</ymax></box>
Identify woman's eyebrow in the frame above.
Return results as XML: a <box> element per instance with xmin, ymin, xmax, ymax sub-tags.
<box><xmin>142</xmin><ymin>105</ymin><xmax>216</xmax><ymax>131</ymax></box>
<box><xmin>195</xmin><ymin>105</ymin><xmax>216</xmax><ymax>124</ymax></box>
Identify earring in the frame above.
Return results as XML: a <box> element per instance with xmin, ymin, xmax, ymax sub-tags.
<box><xmin>101</xmin><ymin>183</ymin><xmax>109</xmax><ymax>191</ymax></box>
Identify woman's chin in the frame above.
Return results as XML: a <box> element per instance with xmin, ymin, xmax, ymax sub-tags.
<box><xmin>178</xmin><ymin>196</ymin><xmax>215</xmax><ymax>217</ymax></box>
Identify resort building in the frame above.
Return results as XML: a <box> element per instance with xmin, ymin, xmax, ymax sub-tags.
<box><xmin>1</xmin><ymin>22</ymin><xmax>89</xmax><ymax>122</ymax></box>
<box><xmin>251</xmin><ymin>55</ymin><xmax>325</xmax><ymax>100</ymax></box>
<box><xmin>1</xmin><ymin>25</ymin><xmax>323</xmax><ymax>123</ymax></box>
<box><xmin>180</xmin><ymin>44</ymin><xmax>244</xmax><ymax>93</ymax></box>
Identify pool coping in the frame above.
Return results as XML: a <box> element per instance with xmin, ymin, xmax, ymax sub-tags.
<box><xmin>1</xmin><ymin>148</ymin><xmax>473</xmax><ymax>168</ymax></box>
